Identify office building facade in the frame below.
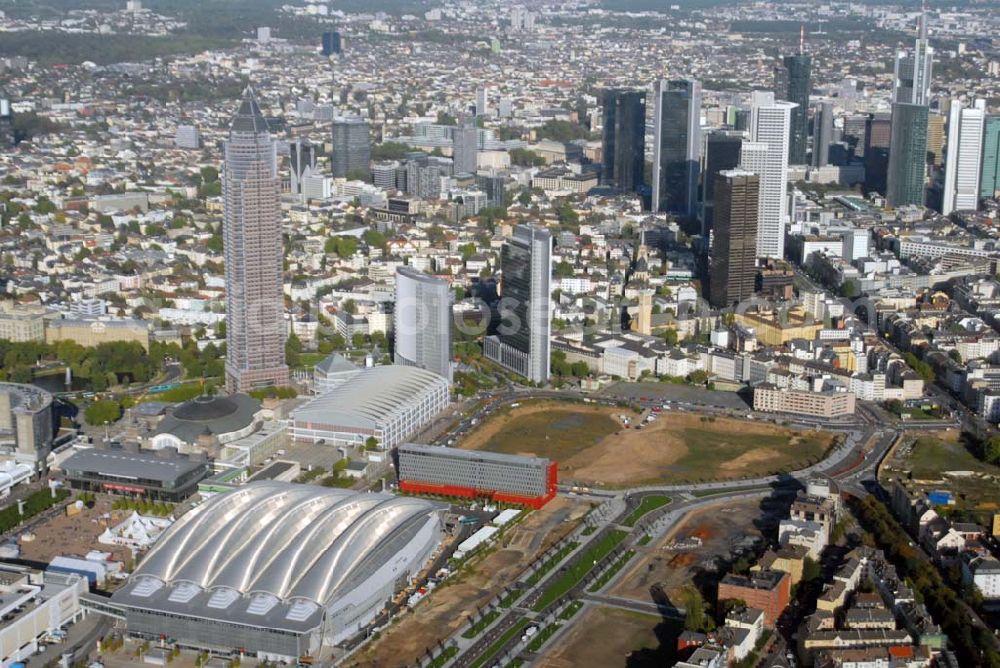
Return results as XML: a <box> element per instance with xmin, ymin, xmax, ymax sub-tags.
<box><xmin>709</xmin><ymin>170</ymin><xmax>760</xmax><ymax>308</ymax></box>
<box><xmin>601</xmin><ymin>89</ymin><xmax>645</xmax><ymax>194</ymax></box>
<box><xmin>452</xmin><ymin>120</ymin><xmax>479</xmax><ymax>175</ymax></box>
<box><xmin>289</xmin><ymin>139</ymin><xmax>317</xmax><ymax>195</ymax></box>
<box><xmin>894</xmin><ymin>12</ymin><xmax>933</xmax><ymax>106</ymax></box>
<box><xmin>743</xmin><ymin>90</ymin><xmax>794</xmax><ymax>258</ymax></box>
<box><xmin>397</xmin><ymin>442</ymin><xmax>558</xmax><ymax>509</ymax></box>
<box><xmin>394</xmin><ymin>266</ymin><xmax>453</xmax><ymax>382</ymax></box>
<box><xmin>321</xmin><ymin>30</ymin><xmax>342</xmax><ymax>56</ymax></box>
<box><xmin>982</xmin><ymin>115</ymin><xmax>1000</xmax><ymax>199</ymax></box>
<box><xmin>331</xmin><ymin>117</ymin><xmax>371</xmax><ymax>179</ymax></box>
<box><xmin>701</xmin><ymin>131</ymin><xmax>743</xmax><ymax>235</ymax></box>
<box><xmin>484</xmin><ymin>225</ymin><xmax>551</xmax><ymax>384</ymax></box>
<box><xmin>942</xmin><ymin>99</ymin><xmax>985</xmax><ymax>215</ymax></box>
<box><xmin>812</xmin><ymin>102</ymin><xmax>833</xmax><ymax>168</ymax></box>
<box><xmin>223</xmin><ymin>89</ymin><xmax>289</xmax><ymax>392</ymax></box>
<box><xmin>774</xmin><ymin>53</ymin><xmax>811</xmax><ymax>164</ymax></box>
<box><xmin>887</xmin><ymin>102</ymin><xmax>929</xmax><ymax>208</ymax></box>
<box><xmin>651</xmin><ymin>79</ymin><xmax>701</xmax><ymax>217</ymax></box>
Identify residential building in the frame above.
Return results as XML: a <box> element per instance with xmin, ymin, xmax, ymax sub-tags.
<box><xmin>718</xmin><ymin>570</ymin><xmax>791</xmax><ymax>627</ymax></box>
<box><xmin>753</xmin><ymin>384</ymin><xmax>856</xmax><ymax>417</ymax></box>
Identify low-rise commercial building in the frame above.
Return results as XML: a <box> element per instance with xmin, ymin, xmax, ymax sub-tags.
<box><xmin>753</xmin><ymin>384</ymin><xmax>856</xmax><ymax>417</ymax></box>
<box><xmin>45</xmin><ymin>318</ymin><xmax>151</xmax><ymax>350</ymax></box>
<box><xmin>0</xmin><ymin>564</ymin><xmax>88</xmax><ymax>666</ymax></box>
<box><xmin>60</xmin><ymin>446</ymin><xmax>211</xmax><ymax>501</ymax></box>
<box><xmin>396</xmin><ymin>443</ymin><xmax>558</xmax><ymax>509</ymax></box>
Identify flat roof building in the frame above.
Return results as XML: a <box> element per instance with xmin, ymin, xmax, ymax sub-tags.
<box><xmin>110</xmin><ymin>482</ymin><xmax>443</xmax><ymax>662</ymax></box>
<box><xmin>397</xmin><ymin>443</ymin><xmax>558</xmax><ymax>509</ymax></box>
<box><xmin>752</xmin><ymin>384</ymin><xmax>856</xmax><ymax>418</ymax></box>
<box><xmin>0</xmin><ymin>382</ymin><xmax>54</xmax><ymax>472</ymax></box>
<box><xmin>60</xmin><ymin>446</ymin><xmax>211</xmax><ymax>501</ymax></box>
<box><xmin>290</xmin><ymin>365</ymin><xmax>449</xmax><ymax>450</ymax></box>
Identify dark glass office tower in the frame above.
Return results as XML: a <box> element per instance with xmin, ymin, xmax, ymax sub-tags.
<box><xmin>652</xmin><ymin>79</ymin><xmax>701</xmax><ymax>217</ymax></box>
<box><xmin>812</xmin><ymin>102</ymin><xmax>833</xmax><ymax>168</ymax></box>
<box><xmin>321</xmin><ymin>30</ymin><xmax>342</xmax><ymax>56</ymax></box>
<box><xmin>484</xmin><ymin>225</ymin><xmax>552</xmax><ymax>384</ymax></box>
<box><xmin>864</xmin><ymin>112</ymin><xmax>893</xmax><ymax>195</ymax></box>
<box><xmin>709</xmin><ymin>170</ymin><xmax>760</xmax><ymax>308</ymax></box>
<box><xmin>701</xmin><ymin>131</ymin><xmax>743</xmax><ymax>235</ymax></box>
<box><xmin>601</xmin><ymin>89</ymin><xmax>646</xmax><ymax>194</ymax></box>
<box><xmin>887</xmin><ymin>102</ymin><xmax>929</xmax><ymax>208</ymax></box>
<box><xmin>981</xmin><ymin>115</ymin><xmax>1000</xmax><ymax>199</ymax></box>
<box><xmin>774</xmin><ymin>53</ymin><xmax>811</xmax><ymax>165</ymax></box>
<box><xmin>331</xmin><ymin>116</ymin><xmax>371</xmax><ymax>179</ymax></box>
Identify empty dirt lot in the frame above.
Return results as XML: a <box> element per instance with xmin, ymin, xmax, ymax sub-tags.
<box><xmin>458</xmin><ymin>401</ymin><xmax>836</xmax><ymax>487</ymax></box>
<box><xmin>346</xmin><ymin>495</ymin><xmax>591</xmax><ymax>668</ymax></box>
<box><xmin>536</xmin><ymin>605</ymin><xmax>677</xmax><ymax>668</ymax></box>
<box><xmin>610</xmin><ymin>496</ymin><xmax>777</xmax><ymax>606</ymax></box>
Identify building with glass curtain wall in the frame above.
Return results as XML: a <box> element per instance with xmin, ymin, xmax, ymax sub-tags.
<box><xmin>223</xmin><ymin>89</ymin><xmax>289</xmax><ymax>392</ymax></box>
<box><xmin>887</xmin><ymin>102</ymin><xmax>929</xmax><ymax>208</ymax></box>
<box><xmin>484</xmin><ymin>224</ymin><xmax>551</xmax><ymax>384</ymax></box>
<box><xmin>942</xmin><ymin>99</ymin><xmax>985</xmax><ymax>215</ymax></box>
<box><xmin>601</xmin><ymin>89</ymin><xmax>645</xmax><ymax>194</ymax></box>
<box><xmin>394</xmin><ymin>266</ymin><xmax>453</xmax><ymax>382</ymax></box>
<box><xmin>774</xmin><ymin>53</ymin><xmax>811</xmax><ymax>165</ymax></box>
<box><xmin>652</xmin><ymin>79</ymin><xmax>701</xmax><ymax>217</ymax></box>
<box><xmin>331</xmin><ymin>116</ymin><xmax>371</xmax><ymax>179</ymax></box>
<box><xmin>982</xmin><ymin>115</ymin><xmax>1000</xmax><ymax>199</ymax></box>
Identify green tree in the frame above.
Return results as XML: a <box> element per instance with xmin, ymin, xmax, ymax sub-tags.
<box><xmin>285</xmin><ymin>333</ymin><xmax>303</xmax><ymax>367</ymax></box>
<box><xmin>983</xmin><ymin>437</ymin><xmax>1000</xmax><ymax>465</ymax></box>
<box><xmin>362</xmin><ymin>228</ymin><xmax>387</xmax><ymax>249</ymax></box>
<box><xmin>663</xmin><ymin>329</ymin><xmax>678</xmax><ymax>346</ymax></box>
<box><xmin>85</xmin><ymin>399</ymin><xmax>122</xmax><ymax>426</ymax></box>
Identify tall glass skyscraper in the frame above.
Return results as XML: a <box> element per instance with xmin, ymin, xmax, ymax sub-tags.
<box><xmin>331</xmin><ymin>116</ymin><xmax>371</xmax><ymax>179</ymax></box>
<box><xmin>774</xmin><ymin>53</ymin><xmax>811</xmax><ymax>165</ymax></box>
<box><xmin>223</xmin><ymin>89</ymin><xmax>289</xmax><ymax>392</ymax></box>
<box><xmin>701</xmin><ymin>131</ymin><xmax>743</xmax><ymax>235</ymax></box>
<box><xmin>395</xmin><ymin>267</ymin><xmax>453</xmax><ymax>382</ymax></box>
<box><xmin>651</xmin><ymin>79</ymin><xmax>701</xmax><ymax>217</ymax></box>
<box><xmin>812</xmin><ymin>101</ymin><xmax>833</xmax><ymax>168</ymax></box>
<box><xmin>484</xmin><ymin>225</ymin><xmax>552</xmax><ymax>384</ymax></box>
<box><xmin>894</xmin><ymin>11</ymin><xmax>933</xmax><ymax>106</ymax></box>
<box><xmin>887</xmin><ymin>102</ymin><xmax>929</xmax><ymax>208</ymax></box>
<box><xmin>601</xmin><ymin>89</ymin><xmax>645</xmax><ymax>194</ymax></box>
<box><xmin>980</xmin><ymin>115</ymin><xmax>1000</xmax><ymax>199</ymax></box>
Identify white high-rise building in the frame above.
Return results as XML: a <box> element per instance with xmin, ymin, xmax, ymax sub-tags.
<box><xmin>395</xmin><ymin>267</ymin><xmax>453</xmax><ymax>382</ymax></box>
<box><xmin>894</xmin><ymin>10</ymin><xmax>933</xmax><ymax>106</ymax></box>
<box><xmin>743</xmin><ymin>91</ymin><xmax>795</xmax><ymax>259</ymax></box>
<box><xmin>942</xmin><ymin>99</ymin><xmax>986</xmax><ymax>215</ymax></box>
<box><xmin>475</xmin><ymin>86</ymin><xmax>489</xmax><ymax>117</ymax></box>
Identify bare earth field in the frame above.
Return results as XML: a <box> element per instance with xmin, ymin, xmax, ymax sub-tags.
<box><xmin>346</xmin><ymin>495</ymin><xmax>590</xmax><ymax>668</ymax></box>
<box><xmin>459</xmin><ymin>402</ymin><xmax>836</xmax><ymax>487</ymax></box>
<box><xmin>18</xmin><ymin>497</ymin><xmax>132</xmax><ymax>567</ymax></box>
<box><xmin>611</xmin><ymin>497</ymin><xmax>772</xmax><ymax>605</ymax></box>
<box><xmin>536</xmin><ymin>605</ymin><xmax>673</xmax><ymax>668</ymax></box>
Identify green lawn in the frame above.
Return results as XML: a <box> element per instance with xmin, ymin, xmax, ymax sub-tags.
<box><xmin>462</xmin><ymin>610</ymin><xmax>501</xmax><ymax>639</ymax></box>
<box><xmin>525</xmin><ymin>542</ymin><xmax>579</xmax><ymax>586</ymax></box>
<box><xmin>663</xmin><ymin>427</ymin><xmax>831</xmax><ymax>480</ymax></box>
<box><xmin>469</xmin><ymin>619</ymin><xmax>530</xmax><ymax>668</ymax></box>
<box><xmin>907</xmin><ymin>437</ymin><xmax>997</xmax><ymax>479</ymax></box>
<box><xmin>297</xmin><ymin>352</ymin><xmax>330</xmax><ymax>369</ymax></box>
<box><xmin>622</xmin><ymin>495</ymin><xmax>671</xmax><ymax>527</ymax></box>
<box><xmin>587</xmin><ymin>550</ymin><xmax>636</xmax><ymax>593</ymax></box>
<box><xmin>478</xmin><ymin>407</ymin><xmax>620</xmax><ymax>459</ymax></box>
<box><xmin>426</xmin><ymin>645</ymin><xmax>458</xmax><ymax>668</ymax></box>
<box><xmin>532</xmin><ymin>530</ymin><xmax>627</xmax><ymax>611</ymax></box>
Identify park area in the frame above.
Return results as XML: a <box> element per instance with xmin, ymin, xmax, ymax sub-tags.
<box><xmin>458</xmin><ymin>401</ymin><xmax>837</xmax><ymax>487</ymax></box>
<box><xmin>535</xmin><ymin>605</ymin><xmax>678</xmax><ymax>668</ymax></box>
<box><xmin>346</xmin><ymin>496</ymin><xmax>590</xmax><ymax>668</ymax></box>
<box><xmin>885</xmin><ymin>432</ymin><xmax>1000</xmax><ymax>522</ymax></box>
